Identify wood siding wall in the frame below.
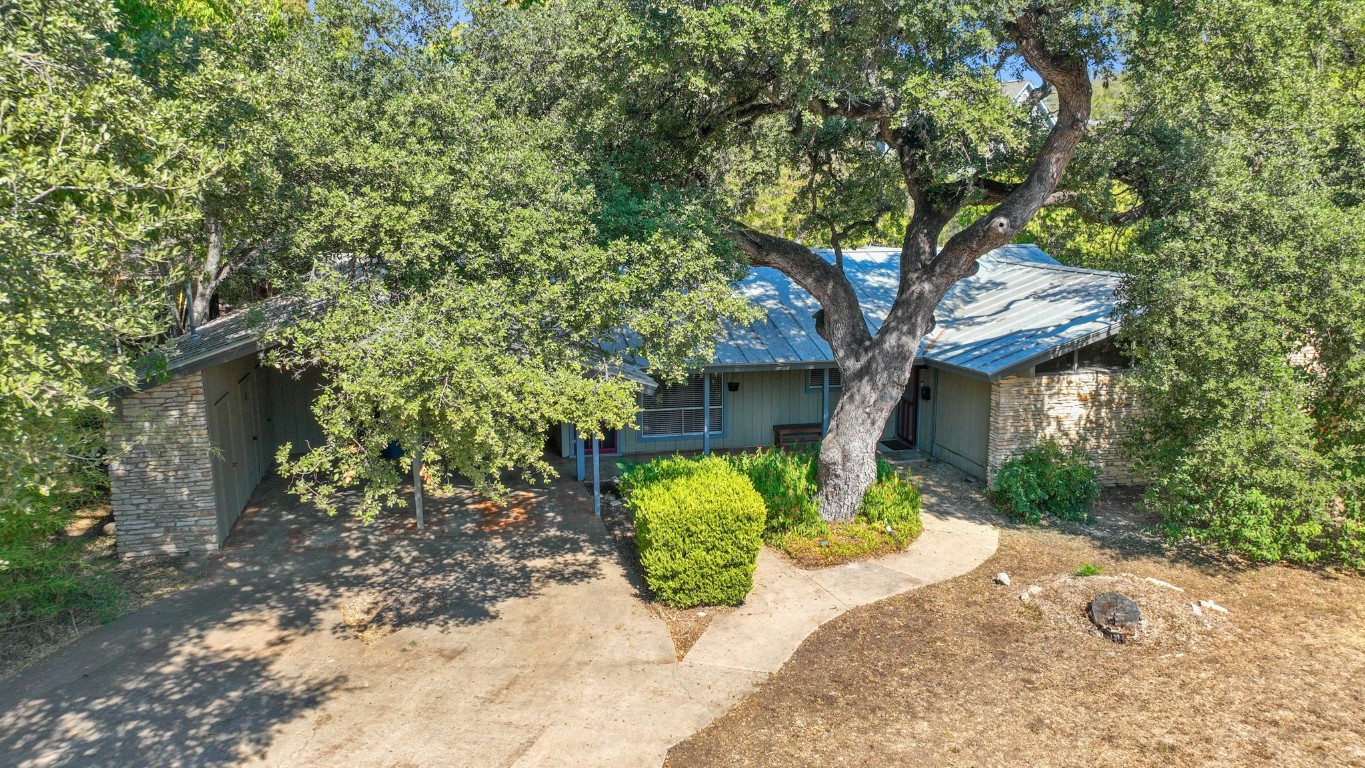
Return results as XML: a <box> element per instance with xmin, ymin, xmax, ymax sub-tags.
<box><xmin>264</xmin><ymin>365</ymin><xmax>326</xmax><ymax>456</ymax></box>
<box><xmin>564</xmin><ymin>369</ymin><xmax>897</xmax><ymax>457</ymax></box>
<box><xmin>203</xmin><ymin>355</ymin><xmax>272</xmax><ymax>544</ymax></box>
<box><xmin>927</xmin><ymin>370</ymin><xmax>991</xmax><ymax>478</ymax></box>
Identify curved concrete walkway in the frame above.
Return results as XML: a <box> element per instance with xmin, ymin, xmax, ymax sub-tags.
<box><xmin>0</xmin><ymin>466</ymin><xmax>996</xmax><ymax>768</ymax></box>
<box><xmin>684</xmin><ymin>503</ymin><xmax>999</xmax><ymax>675</ymax></box>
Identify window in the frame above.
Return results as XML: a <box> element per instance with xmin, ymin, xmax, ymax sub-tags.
<box><xmin>1035</xmin><ymin>337</ymin><xmax>1133</xmax><ymax>376</ymax></box>
<box><xmin>638</xmin><ymin>373</ymin><xmax>723</xmax><ymax>437</ymax></box>
<box><xmin>807</xmin><ymin>367</ymin><xmax>843</xmax><ymax>390</ymax></box>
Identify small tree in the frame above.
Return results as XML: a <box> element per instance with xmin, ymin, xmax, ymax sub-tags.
<box><xmin>266</xmin><ymin>0</ymin><xmax>752</xmax><ymax>515</ymax></box>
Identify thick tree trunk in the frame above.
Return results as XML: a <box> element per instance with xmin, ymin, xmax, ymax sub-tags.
<box><xmin>816</xmin><ymin>362</ymin><xmax>907</xmax><ymax>520</ymax></box>
<box><xmin>189</xmin><ymin>217</ymin><xmax>226</xmax><ymax>329</ymax></box>
<box><xmin>732</xmin><ymin>7</ymin><xmax>1093</xmax><ymax>523</ymax></box>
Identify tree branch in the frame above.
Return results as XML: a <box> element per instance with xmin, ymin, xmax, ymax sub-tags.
<box><xmin>932</xmin><ymin>7</ymin><xmax>1094</xmax><ymax>280</ymax></box>
<box><xmin>728</xmin><ymin>222</ymin><xmax>872</xmax><ymax>358</ymax></box>
<box><xmin>808</xmin><ymin>96</ymin><xmax>888</xmax><ymax>121</ymax></box>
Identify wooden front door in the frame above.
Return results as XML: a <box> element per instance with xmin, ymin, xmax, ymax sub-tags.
<box><xmin>895</xmin><ymin>367</ymin><xmax>921</xmax><ymax>445</ymax></box>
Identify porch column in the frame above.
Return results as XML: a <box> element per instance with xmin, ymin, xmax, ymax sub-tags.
<box><xmin>592</xmin><ymin>436</ymin><xmax>601</xmax><ymax>517</ymax></box>
<box><xmin>821</xmin><ymin>368</ymin><xmax>831</xmax><ymax>435</ymax></box>
<box><xmin>702</xmin><ymin>372</ymin><xmax>712</xmax><ymax>456</ymax></box>
<box><xmin>574</xmin><ymin>427</ymin><xmax>585</xmax><ymax>482</ymax></box>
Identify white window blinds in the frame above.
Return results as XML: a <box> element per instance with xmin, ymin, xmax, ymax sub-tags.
<box><xmin>638</xmin><ymin>373</ymin><xmax>723</xmax><ymax>437</ymax></box>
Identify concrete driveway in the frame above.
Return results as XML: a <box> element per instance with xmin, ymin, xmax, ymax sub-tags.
<box><xmin>0</xmin><ymin>461</ymin><xmax>997</xmax><ymax>768</ymax></box>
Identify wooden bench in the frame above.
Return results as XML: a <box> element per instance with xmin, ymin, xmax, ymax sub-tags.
<box><xmin>773</xmin><ymin>423</ymin><xmax>823</xmax><ymax>447</ymax></box>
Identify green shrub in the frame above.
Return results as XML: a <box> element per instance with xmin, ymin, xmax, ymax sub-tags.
<box><xmin>628</xmin><ymin>456</ymin><xmax>765</xmax><ymax>607</ymax></box>
<box><xmin>618</xmin><ymin>454</ymin><xmax>713</xmax><ymax>495</ymax></box>
<box><xmin>858</xmin><ymin>474</ymin><xmax>922</xmax><ymax>530</ymax></box>
<box><xmin>1073</xmin><ymin>562</ymin><xmax>1104</xmax><ymax>577</ymax></box>
<box><xmin>990</xmin><ymin>440</ymin><xmax>1100</xmax><ymax>524</ymax></box>
<box><xmin>725</xmin><ymin>447</ymin><xmax>821</xmax><ymax>536</ymax></box>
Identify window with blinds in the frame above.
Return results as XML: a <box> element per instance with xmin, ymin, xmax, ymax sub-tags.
<box><xmin>807</xmin><ymin>367</ymin><xmax>843</xmax><ymax>390</ymax></box>
<box><xmin>637</xmin><ymin>373</ymin><xmax>723</xmax><ymax>437</ymax></box>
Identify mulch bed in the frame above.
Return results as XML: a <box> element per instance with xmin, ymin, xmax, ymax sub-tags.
<box><xmin>666</xmin><ymin>488</ymin><xmax>1365</xmax><ymax>768</ymax></box>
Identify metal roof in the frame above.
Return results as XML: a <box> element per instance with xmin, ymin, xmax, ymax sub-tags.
<box><xmin>715</xmin><ymin>243</ymin><xmax>1123</xmax><ymax>381</ymax></box>
<box><xmin>128</xmin><ymin>295</ymin><xmax>324</xmax><ymax>389</ymax></box>
<box><xmin>135</xmin><ymin>243</ymin><xmax>1121</xmax><ymax>391</ymax></box>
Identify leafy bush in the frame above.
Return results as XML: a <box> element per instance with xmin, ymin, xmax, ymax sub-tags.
<box><xmin>1</xmin><ymin>464</ymin><xmax>123</xmax><ymax>628</ymax></box>
<box><xmin>771</xmin><ymin>463</ymin><xmax>923</xmax><ymax>567</ymax></box>
<box><xmin>724</xmin><ymin>447</ymin><xmax>821</xmax><ymax>536</ymax></box>
<box><xmin>628</xmin><ymin>456</ymin><xmax>765</xmax><ymax>607</ymax></box>
<box><xmin>1073</xmin><ymin>562</ymin><xmax>1104</xmax><ymax>577</ymax></box>
<box><xmin>618</xmin><ymin>454</ymin><xmax>714</xmax><ymax>496</ymax></box>
<box><xmin>858</xmin><ymin>474</ymin><xmax>922</xmax><ymax>529</ymax></box>
<box><xmin>990</xmin><ymin>440</ymin><xmax>1100</xmax><ymax>524</ymax></box>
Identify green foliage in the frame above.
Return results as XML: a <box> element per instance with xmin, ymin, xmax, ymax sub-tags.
<box><xmin>1</xmin><ymin>0</ymin><xmax>190</xmax><ymax>609</ymax></box>
<box><xmin>990</xmin><ymin>440</ymin><xmax>1100</xmax><ymax>524</ymax></box>
<box><xmin>627</xmin><ymin>457</ymin><xmax>765</xmax><ymax>608</ymax></box>
<box><xmin>724</xmin><ymin>447</ymin><xmax>822</xmax><ymax>537</ymax></box>
<box><xmin>0</xmin><ymin>455</ymin><xmax>124</xmax><ymax>627</ymax></box>
<box><xmin>858</xmin><ymin>475</ymin><xmax>923</xmax><ymax>530</ymax></box>
<box><xmin>258</xmin><ymin>0</ymin><xmax>753</xmax><ymax>516</ymax></box>
<box><xmin>1109</xmin><ymin>0</ymin><xmax>1365</xmax><ymax>567</ymax></box>
<box><xmin>1073</xmin><ymin>562</ymin><xmax>1104</xmax><ymax>577</ymax></box>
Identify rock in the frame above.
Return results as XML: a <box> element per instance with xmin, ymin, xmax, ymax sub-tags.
<box><xmin>1144</xmin><ymin>577</ymin><xmax>1184</xmax><ymax>592</ymax></box>
<box><xmin>995</xmin><ymin>572</ymin><xmax>1012</xmax><ymax>586</ymax></box>
<box><xmin>1198</xmin><ymin>599</ymin><xmax>1229</xmax><ymax>614</ymax></box>
<box><xmin>1089</xmin><ymin>592</ymin><xmax>1142</xmax><ymax>643</ymax></box>
<box><xmin>1019</xmin><ymin>584</ymin><xmax>1043</xmax><ymax>601</ymax></box>
<box><xmin>1190</xmin><ymin>602</ymin><xmax>1203</xmax><ymax>616</ymax></box>
<box><xmin>102</xmin><ymin>522</ymin><xmax>117</xmax><ymax>536</ymax></box>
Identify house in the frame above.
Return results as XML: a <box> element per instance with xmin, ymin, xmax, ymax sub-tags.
<box><xmin>556</xmin><ymin>244</ymin><xmax>1137</xmax><ymax>485</ymax></box>
<box><xmin>106</xmin><ymin>243</ymin><xmax>1137</xmax><ymax>558</ymax></box>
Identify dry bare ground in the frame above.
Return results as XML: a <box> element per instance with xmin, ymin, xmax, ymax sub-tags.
<box><xmin>667</xmin><ymin>489</ymin><xmax>1365</xmax><ymax>768</ymax></box>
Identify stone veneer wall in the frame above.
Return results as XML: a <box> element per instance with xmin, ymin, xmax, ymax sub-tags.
<box><xmin>986</xmin><ymin>370</ymin><xmax>1140</xmax><ymax>486</ymax></box>
<box><xmin>108</xmin><ymin>371</ymin><xmax>219</xmax><ymax>557</ymax></box>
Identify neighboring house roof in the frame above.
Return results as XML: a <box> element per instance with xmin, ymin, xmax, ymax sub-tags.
<box><xmin>715</xmin><ymin>244</ymin><xmax>1123</xmax><ymax>381</ymax></box>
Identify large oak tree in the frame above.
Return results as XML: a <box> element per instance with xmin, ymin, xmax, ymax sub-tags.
<box><xmin>555</xmin><ymin>1</ymin><xmax>1126</xmax><ymax>519</ymax></box>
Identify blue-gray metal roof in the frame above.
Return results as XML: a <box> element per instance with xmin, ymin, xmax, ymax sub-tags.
<box><xmin>715</xmin><ymin>243</ymin><xmax>1123</xmax><ymax>381</ymax></box>
<box><xmin>133</xmin><ymin>242</ymin><xmax>1121</xmax><ymax>392</ymax></box>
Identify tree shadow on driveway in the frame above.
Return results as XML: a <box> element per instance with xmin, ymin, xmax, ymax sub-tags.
<box><xmin>0</xmin><ymin>468</ymin><xmax>610</xmax><ymax>767</ymax></box>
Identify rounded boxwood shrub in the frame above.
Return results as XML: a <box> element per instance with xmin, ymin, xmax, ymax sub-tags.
<box><xmin>628</xmin><ymin>456</ymin><xmax>766</xmax><ymax>607</ymax></box>
<box><xmin>990</xmin><ymin>440</ymin><xmax>1100</xmax><ymax>523</ymax></box>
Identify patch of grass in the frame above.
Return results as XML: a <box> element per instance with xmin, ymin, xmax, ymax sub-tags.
<box><xmin>1073</xmin><ymin>562</ymin><xmax>1105</xmax><ymax>577</ymax></box>
<box><xmin>775</xmin><ymin>519</ymin><xmax>922</xmax><ymax>568</ymax></box>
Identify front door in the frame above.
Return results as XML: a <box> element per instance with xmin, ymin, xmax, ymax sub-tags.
<box><xmin>895</xmin><ymin>367</ymin><xmax>921</xmax><ymax>445</ymax></box>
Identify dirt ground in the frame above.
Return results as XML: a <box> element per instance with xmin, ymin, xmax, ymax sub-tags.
<box><xmin>667</xmin><ymin>487</ymin><xmax>1365</xmax><ymax>768</ymax></box>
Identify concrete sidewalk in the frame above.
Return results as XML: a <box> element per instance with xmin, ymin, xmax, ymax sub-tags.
<box><xmin>684</xmin><ymin>505</ymin><xmax>999</xmax><ymax>675</ymax></box>
<box><xmin>0</xmin><ymin>466</ymin><xmax>997</xmax><ymax>768</ymax></box>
